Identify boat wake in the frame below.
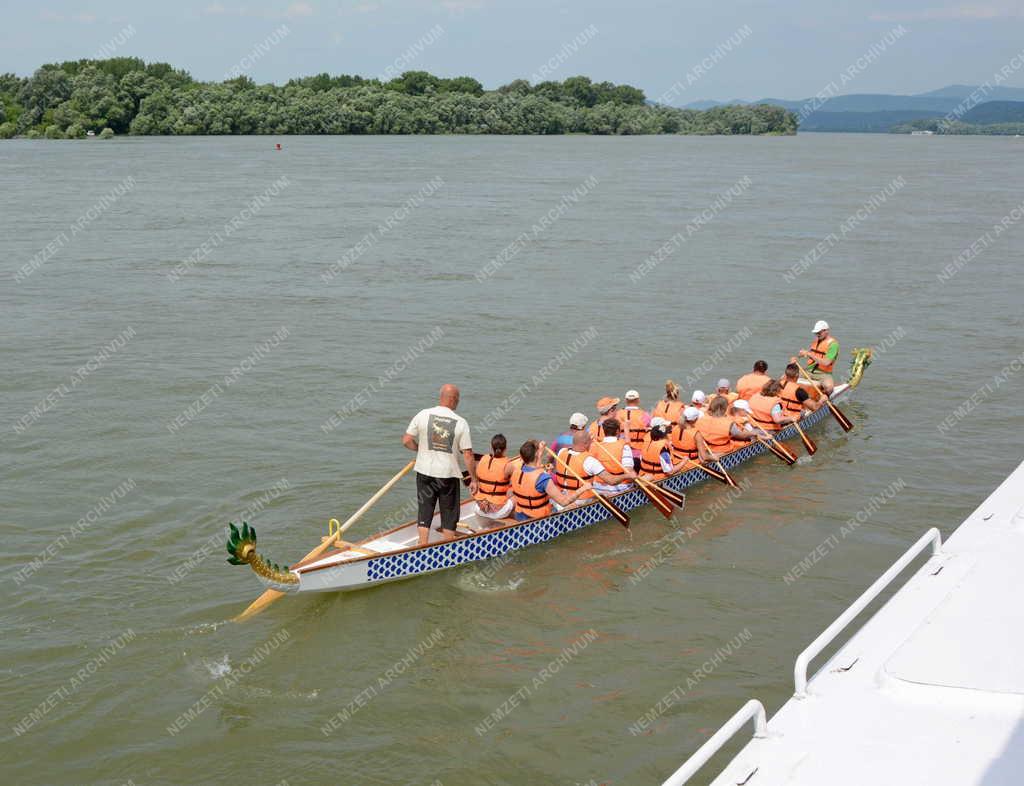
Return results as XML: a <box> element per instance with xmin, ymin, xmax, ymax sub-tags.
<box><xmin>454</xmin><ymin>569</ymin><xmax>526</xmax><ymax>593</ymax></box>
<box><xmin>183</xmin><ymin>620</ymin><xmax>229</xmax><ymax>637</ymax></box>
<box><xmin>203</xmin><ymin>653</ymin><xmax>232</xmax><ymax>678</ymax></box>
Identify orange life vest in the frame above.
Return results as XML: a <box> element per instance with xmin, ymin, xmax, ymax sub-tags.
<box><xmin>554</xmin><ymin>448</ymin><xmax>595</xmax><ymax>499</ymax></box>
<box><xmin>695</xmin><ymin>414</ymin><xmax>735</xmax><ymax>455</ymax></box>
<box><xmin>749</xmin><ymin>393</ymin><xmax>783</xmax><ymax>431</ymax></box>
<box><xmin>736</xmin><ymin>372</ymin><xmax>771</xmax><ymax>401</ymax></box>
<box><xmin>590</xmin><ymin>440</ymin><xmax>630</xmax><ymax>485</ymax></box>
<box><xmin>589</xmin><ymin>419</ymin><xmax>621</xmax><ymax>441</ymax></box>
<box><xmin>808</xmin><ymin>335</ymin><xmax>837</xmax><ymax>372</ymax></box>
<box><xmin>652</xmin><ymin>399</ymin><xmax>684</xmax><ymax>425</ymax></box>
<box><xmin>474</xmin><ymin>455</ymin><xmax>511</xmax><ymax>506</ymax></box>
<box><xmin>511</xmin><ymin>467</ymin><xmax>553</xmax><ymax>518</ymax></box>
<box><xmin>670</xmin><ymin>423</ymin><xmax>699</xmax><ymax>461</ymax></box>
<box><xmin>779</xmin><ymin>380</ymin><xmax>804</xmax><ymax>414</ymax></box>
<box><xmin>619</xmin><ymin>408</ymin><xmax>650</xmax><ymax>451</ymax></box>
<box><xmin>639</xmin><ymin>437</ymin><xmax>671</xmax><ymax>479</ymax></box>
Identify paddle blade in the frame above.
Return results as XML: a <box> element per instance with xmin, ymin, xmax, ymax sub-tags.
<box><xmin>700</xmin><ymin>464</ymin><xmax>731</xmax><ymax>485</ymax></box>
<box><xmin>801</xmin><ymin>433</ymin><xmax>818</xmax><ymax>455</ymax></box>
<box><xmin>600</xmin><ymin>497</ymin><xmax>630</xmax><ymax>529</ymax></box>
<box><xmin>716</xmin><ymin>462</ymin><xmax>740</xmax><ymax>489</ymax></box>
<box><xmin>640</xmin><ymin>484</ymin><xmax>674</xmax><ymax>519</ymax></box>
<box><xmin>826</xmin><ymin>400</ymin><xmax>854</xmax><ymax>432</ymax></box>
<box><xmin>775</xmin><ymin>440</ymin><xmax>799</xmax><ymax>464</ymax></box>
<box><xmin>652</xmin><ymin>483</ymin><xmax>685</xmax><ymax>508</ymax></box>
<box><xmin>233</xmin><ymin>588</ymin><xmax>285</xmax><ymax>622</ymax></box>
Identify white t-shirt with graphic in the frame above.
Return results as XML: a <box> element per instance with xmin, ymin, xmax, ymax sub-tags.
<box><xmin>406</xmin><ymin>405</ymin><xmax>472</xmax><ymax>479</ymax></box>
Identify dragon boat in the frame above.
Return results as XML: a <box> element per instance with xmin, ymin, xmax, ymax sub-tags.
<box><xmin>226</xmin><ymin>349</ymin><xmax>872</xmax><ymax>600</ymax></box>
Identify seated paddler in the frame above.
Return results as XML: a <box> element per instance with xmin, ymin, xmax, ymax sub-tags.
<box><xmin>509</xmin><ymin>439</ymin><xmax>593</xmax><ymax>521</ymax></box>
<box><xmin>472</xmin><ymin>433</ymin><xmax>517</xmax><ymax>521</ymax></box>
<box><xmin>586</xmin><ymin>417</ymin><xmax>638</xmax><ymax>493</ymax></box>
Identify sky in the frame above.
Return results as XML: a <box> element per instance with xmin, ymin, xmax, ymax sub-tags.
<box><xmin>2</xmin><ymin>0</ymin><xmax>1024</xmax><ymax>102</ymax></box>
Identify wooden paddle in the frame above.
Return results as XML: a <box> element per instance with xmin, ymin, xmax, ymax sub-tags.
<box><xmin>732</xmin><ymin>414</ymin><xmax>796</xmax><ymax>465</ymax></box>
<box><xmin>233</xmin><ymin>460</ymin><xmax>415</xmax><ymax>622</ymax></box>
<box><xmin>791</xmin><ymin>418</ymin><xmax>818</xmax><ymax>455</ymax></box>
<box><xmin>754</xmin><ymin>432</ymin><xmax>798</xmax><ymax>465</ymax></box>
<box><xmin>544</xmin><ymin>446</ymin><xmax>630</xmax><ymax>529</ymax></box>
<box><xmin>590</xmin><ymin>441</ymin><xmax>677</xmax><ymax>518</ymax></box>
<box><xmin>642</xmin><ymin>477</ymin><xmax>685</xmax><ymax>508</ymax></box>
<box><xmin>635</xmin><ymin>476</ymin><xmax>676</xmax><ymax>518</ymax></box>
<box><xmin>677</xmin><ymin>455</ymin><xmax>730</xmax><ymax>485</ymax></box>
<box><xmin>795</xmin><ymin>363</ymin><xmax>853</xmax><ymax>432</ymax></box>
<box><xmin>713</xmin><ymin>459</ymin><xmax>739</xmax><ymax>488</ymax></box>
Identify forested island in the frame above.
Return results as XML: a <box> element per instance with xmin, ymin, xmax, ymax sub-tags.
<box><xmin>0</xmin><ymin>58</ymin><xmax>797</xmax><ymax>138</ymax></box>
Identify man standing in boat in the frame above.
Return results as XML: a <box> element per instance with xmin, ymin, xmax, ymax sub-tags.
<box><xmin>794</xmin><ymin>320</ymin><xmax>839</xmax><ymax>395</ymax></box>
<box><xmin>403</xmin><ymin>384</ymin><xmax>477</xmax><ymax>545</ymax></box>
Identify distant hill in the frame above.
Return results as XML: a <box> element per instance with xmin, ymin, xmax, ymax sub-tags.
<box><xmin>798</xmin><ymin>109</ymin><xmax>945</xmax><ymax>133</ymax></box>
<box><xmin>756</xmin><ymin>94</ymin><xmax>963</xmax><ymax>113</ymax></box>
<box><xmin>960</xmin><ymin>100</ymin><xmax>1024</xmax><ymax>124</ymax></box>
<box><xmin>679</xmin><ymin>84</ymin><xmax>1024</xmax><ymax>133</ymax></box>
<box><xmin>916</xmin><ymin>84</ymin><xmax>1024</xmax><ymax>102</ymax></box>
<box><xmin>682</xmin><ymin>99</ymin><xmax>745</xmax><ymax>110</ymax></box>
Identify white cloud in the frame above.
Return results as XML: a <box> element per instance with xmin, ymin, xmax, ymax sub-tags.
<box><xmin>285</xmin><ymin>1</ymin><xmax>314</xmax><ymax>16</ymax></box>
<box><xmin>870</xmin><ymin>3</ymin><xmax>1024</xmax><ymax>21</ymax></box>
<box><xmin>203</xmin><ymin>3</ymin><xmax>228</xmax><ymax>14</ymax></box>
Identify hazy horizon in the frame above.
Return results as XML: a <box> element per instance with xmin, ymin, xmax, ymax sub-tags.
<box><xmin>3</xmin><ymin>1</ymin><xmax>1024</xmax><ymax>104</ymax></box>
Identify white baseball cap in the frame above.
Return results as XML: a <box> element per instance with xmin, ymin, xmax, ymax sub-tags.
<box><xmin>732</xmin><ymin>399</ymin><xmax>752</xmax><ymax>413</ymax></box>
<box><xmin>683</xmin><ymin>406</ymin><xmax>701</xmax><ymax>421</ymax></box>
<box><xmin>691</xmin><ymin>390</ymin><xmax>706</xmax><ymax>403</ymax></box>
<box><xmin>624</xmin><ymin>389</ymin><xmax>640</xmax><ymax>400</ymax></box>
<box><xmin>717</xmin><ymin>378</ymin><xmax>730</xmax><ymax>389</ymax></box>
<box><xmin>812</xmin><ymin>320</ymin><xmax>829</xmax><ymax>333</ymax></box>
<box><xmin>650</xmin><ymin>416</ymin><xmax>670</xmax><ymax>429</ymax></box>
<box><xmin>569</xmin><ymin>412</ymin><xmax>588</xmax><ymax>429</ymax></box>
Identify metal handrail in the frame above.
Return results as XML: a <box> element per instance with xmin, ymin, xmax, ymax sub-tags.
<box><xmin>794</xmin><ymin>527</ymin><xmax>943</xmax><ymax>698</ymax></box>
<box><xmin>661</xmin><ymin>699</ymin><xmax>767</xmax><ymax>786</ymax></box>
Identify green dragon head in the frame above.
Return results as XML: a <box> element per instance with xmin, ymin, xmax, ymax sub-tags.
<box><xmin>226</xmin><ymin>521</ymin><xmax>299</xmax><ymax>591</ymax></box>
<box><xmin>847</xmin><ymin>347</ymin><xmax>873</xmax><ymax>388</ymax></box>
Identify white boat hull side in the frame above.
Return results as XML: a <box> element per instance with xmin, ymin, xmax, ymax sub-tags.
<box><xmin>288</xmin><ymin>385</ymin><xmax>852</xmax><ymax>594</ymax></box>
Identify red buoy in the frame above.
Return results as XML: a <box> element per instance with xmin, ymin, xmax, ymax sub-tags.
<box><xmin>275</xmin><ymin>143</ymin><xmax>282</xmax><ymax>150</ymax></box>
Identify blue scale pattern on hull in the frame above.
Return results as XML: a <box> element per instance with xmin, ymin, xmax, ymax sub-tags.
<box><xmin>365</xmin><ymin>401</ymin><xmax>835</xmax><ymax>584</ymax></box>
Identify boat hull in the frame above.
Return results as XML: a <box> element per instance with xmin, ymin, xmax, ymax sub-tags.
<box><xmin>287</xmin><ymin>384</ymin><xmax>850</xmax><ymax>594</ymax></box>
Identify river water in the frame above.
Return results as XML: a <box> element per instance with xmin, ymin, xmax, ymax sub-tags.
<box><xmin>2</xmin><ymin>134</ymin><xmax>1022</xmax><ymax>786</ymax></box>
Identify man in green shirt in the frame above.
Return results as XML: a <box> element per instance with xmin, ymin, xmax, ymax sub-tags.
<box><xmin>794</xmin><ymin>319</ymin><xmax>839</xmax><ymax>394</ymax></box>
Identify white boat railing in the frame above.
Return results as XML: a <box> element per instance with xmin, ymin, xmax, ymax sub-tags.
<box><xmin>794</xmin><ymin>527</ymin><xmax>943</xmax><ymax>698</ymax></box>
<box><xmin>661</xmin><ymin>699</ymin><xmax>767</xmax><ymax>786</ymax></box>
<box><xmin>661</xmin><ymin>528</ymin><xmax>944</xmax><ymax>784</ymax></box>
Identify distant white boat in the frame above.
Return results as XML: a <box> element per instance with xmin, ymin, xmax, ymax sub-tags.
<box><xmin>86</xmin><ymin>130</ymin><xmax>95</xmax><ymax>137</ymax></box>
<box><xmin>910</xmin><ymin>130</ymin><xmax>934</xmax><ymax>136</ymax></box>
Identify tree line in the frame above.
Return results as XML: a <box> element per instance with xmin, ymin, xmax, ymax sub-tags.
<box><xmin>0</xmin><ymin>58</ymin><xmax>797</xmax><ymax>138</ymax></box>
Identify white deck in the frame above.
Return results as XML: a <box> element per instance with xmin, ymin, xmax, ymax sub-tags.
<box><xmin>671</xmin><ymin>458</ymin><xmax>1024</xmax><ymax>786</ymax></box>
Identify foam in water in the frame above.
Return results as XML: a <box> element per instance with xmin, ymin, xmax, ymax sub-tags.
<box><xmin>204</xmin><ymin>654</ymin><xmax>232</xmax><ymax>678</ymax></box>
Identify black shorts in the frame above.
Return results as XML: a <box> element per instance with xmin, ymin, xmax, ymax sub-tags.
<box><xmin>415</xmin><ymin>473</ymin><xmax>460</xmax><ymax>531</ymax></box>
